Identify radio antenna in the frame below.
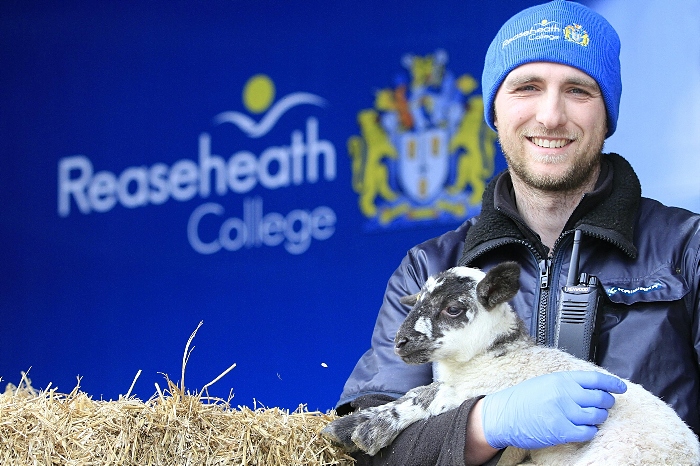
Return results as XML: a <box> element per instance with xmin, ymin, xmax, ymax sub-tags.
<box><xmin>567</xmin><ymin>230</ymin><xmax>582</xmax><ymax>286</ymax></box>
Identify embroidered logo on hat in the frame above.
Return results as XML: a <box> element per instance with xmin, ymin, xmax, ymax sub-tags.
<box><xmin>564</xmin><ymin>24</ymin><xmax>590</xmax><ymax>46</ymax></box>
<box><xmin>501</xmin><ymin>19</ymin><xmax>561</xmax><ymax>48</ymax></box>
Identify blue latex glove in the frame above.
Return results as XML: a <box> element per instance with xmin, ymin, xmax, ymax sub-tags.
<box><xmin>482</xmin><ymin>371</ymin><xmax>627</xmax><ymax>450</ymax></box>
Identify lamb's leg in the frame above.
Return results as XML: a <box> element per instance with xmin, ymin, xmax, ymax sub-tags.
<box><xmin>321</xmin><ymin>411</ymin><xmax>368</xmax><ymax>452</ymax></box>
<box><xmin>323</xmin><ymin>383</ymin><xmax>448</xmax><ymax>455</ymax></box>
<box><xmin>352</xmin><ymin>381</ymin><xmax>462</xmax><ymax>455</ymax></box>
<box><xmin>322</xmin><ymin>396</ymin><xmax>423</xmax><ymax>454</ymax></box>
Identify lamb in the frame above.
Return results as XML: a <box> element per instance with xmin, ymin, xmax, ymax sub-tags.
<box><xmin>323</xmin><ymin>262</ymin><xmax>700</xmax><ymax>465</ymax></box>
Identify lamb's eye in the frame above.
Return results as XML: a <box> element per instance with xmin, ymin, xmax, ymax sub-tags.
<box><xmin>443</xmin><ymin>306</ymin><xmax>463</xmax><ymax>317</ymax></box>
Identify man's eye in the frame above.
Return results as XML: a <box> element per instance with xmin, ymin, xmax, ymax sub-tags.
<box><xmin>517</xmin><ymin>85</ymin><xmax>537</xmax><ymax>92</ymax></box>
<box><xmin>569</xmin><ymin>87</ymin><xmax>591</xmax><ymax>95</ymax></box>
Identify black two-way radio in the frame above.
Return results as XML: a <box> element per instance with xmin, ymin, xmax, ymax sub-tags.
<box><xmin>554</xmin><ymin>230</ymin><xmax>602</xmax><ymax>362</ymax></box>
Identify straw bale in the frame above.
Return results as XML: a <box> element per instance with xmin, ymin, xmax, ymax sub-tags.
<box><xmin>0</xmin><ymin>376</ymin><xmax>354</xmax><ymax>465</ymax></box>
<box><xmin>1</xmin><ymin>324</ymin><xmax>355</xmax><ymax>465</ymax></box>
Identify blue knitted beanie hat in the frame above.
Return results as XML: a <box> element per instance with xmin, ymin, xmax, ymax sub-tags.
<box><xmin>482</xmin><ymin>0</ymin><xmax>621</xmax><ymax>138</ymax></box>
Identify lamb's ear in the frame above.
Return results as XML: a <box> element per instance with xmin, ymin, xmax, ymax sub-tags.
<box><xmin>476</xmin><ymin>262</ymin><xmax>521</xmax><ymax>309</ymax></box>
<box><xmin>400</xmin><ymin>293</ymin><xmax>419</xmax><ymax>307</ymax></box>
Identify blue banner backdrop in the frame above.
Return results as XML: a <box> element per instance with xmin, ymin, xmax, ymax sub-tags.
<box><xmin>2</xmin><ymin>0</ymin><xmax>698</xmax><ymax>411</ymax></box>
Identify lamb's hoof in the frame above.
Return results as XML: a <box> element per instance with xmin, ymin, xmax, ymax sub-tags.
<box><xmin>321</xmin><ymin>414</ymin><xmax>368</xmax><ymax>452</ymax></box>
<box><xmin>351</xmin><ymin>417</ymin><xmax>396</xmax><ymax>456</ymax></box>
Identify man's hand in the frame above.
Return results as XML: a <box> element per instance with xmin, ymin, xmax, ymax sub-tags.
<box><xmin>481</xmin><ymin>371</ymin><xmax>627</xmax><ymax>450</ymax></box>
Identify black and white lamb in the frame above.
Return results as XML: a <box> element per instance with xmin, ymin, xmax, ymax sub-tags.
<box><xmin>323</xmin><ymin>262</ymin><xmax>700</xmax><ymax>465</ymax></box>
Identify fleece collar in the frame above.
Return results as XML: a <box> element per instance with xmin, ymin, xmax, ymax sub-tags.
<box><xmin>459</xmin><ymin>153</ymin><xmax>640</xmax><ymax>265</ymax></box>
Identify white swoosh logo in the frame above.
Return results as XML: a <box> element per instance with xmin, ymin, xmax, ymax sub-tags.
<box><xmin>213</xmin><ymin>92</ymin><xmax>327</xmax><ymax>138</ymax></box>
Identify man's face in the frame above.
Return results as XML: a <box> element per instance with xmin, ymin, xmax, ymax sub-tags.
<box><xmin>493</xmin><ymin>62</ymin><xmax>607</xmax><ymax>192</ymax></box>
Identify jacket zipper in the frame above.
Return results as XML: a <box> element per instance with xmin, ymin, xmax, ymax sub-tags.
<box><xmin>535</xmin><ymin>231</ymin><xmax>576</xmax><ymax>346</ymax></box>
<box><xmin>536</xmin><ymin>259</ymin><xmax>551</xmax><ymax>346</ymax></box>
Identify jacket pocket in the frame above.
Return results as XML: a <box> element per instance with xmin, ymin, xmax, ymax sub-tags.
<box><xmin>600</xmin><ymin>264</ymin><xmax>689</xmax><ymax>306</ymax></box>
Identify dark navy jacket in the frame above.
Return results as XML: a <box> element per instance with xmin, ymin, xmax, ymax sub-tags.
<box><xmin>338</xmin><ymin>153</ymin><xmax>700</xmax><ymax>438</ymax></box>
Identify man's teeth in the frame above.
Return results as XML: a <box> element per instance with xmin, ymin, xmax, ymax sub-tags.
<box><xmin>531</xmin><ymin>137</ymin><xmax>569</xmax><ymax>148</ymax></box>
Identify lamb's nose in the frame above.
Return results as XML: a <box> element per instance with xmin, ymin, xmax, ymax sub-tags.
<box><xmin>395</xmin><ymin>337</ymin><xmax>408</xmax><ymax>349</ymax></box>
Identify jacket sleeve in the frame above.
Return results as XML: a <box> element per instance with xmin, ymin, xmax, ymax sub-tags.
<box><xmin>686</xmin><ymin>217</ymin><xmax>700</xmax><ymax>418</ymax></box>
<box><xmin>348</xmin><ymin>394</ymin><xmax>502</xmax><ymax>466</ymax></box>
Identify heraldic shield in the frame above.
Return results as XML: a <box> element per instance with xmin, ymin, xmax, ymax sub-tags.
<box><xmin>347</xmin><ymin>49</ymin><xmax>498</xmax><ymax>230</ymax></box>
<box><xmin>398</xmin><ymin>128</ymin><xmax>449</xmax><ymax>205</ymax></box>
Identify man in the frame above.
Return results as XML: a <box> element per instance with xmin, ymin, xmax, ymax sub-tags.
<box><xmin>335</xmin><ymin>1</ymin><xmax>700</xmax><ymax>465</ymax></box>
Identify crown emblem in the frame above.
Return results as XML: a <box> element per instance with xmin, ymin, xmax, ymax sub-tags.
<box><xmin>564</xmin><ymin>23</ymin><xmax>590</xmax><ymax>46</ymax></box>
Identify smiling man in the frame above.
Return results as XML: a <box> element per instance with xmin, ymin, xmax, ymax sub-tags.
<box><xmin>335</xmin><ymin>1</ymin><xmax>700</xmax><ymax>465</ymax></box>
<box><xmin>493</xmin><ymin>62</ymin><xmax>609</xmax><ymax>251</ymax></box>
<box><xmin>496</xmin><ymin>63</ymin><xmax>606</xmax><ymax>191</ymax></box>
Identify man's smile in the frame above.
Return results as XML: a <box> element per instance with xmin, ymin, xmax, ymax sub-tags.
<box><xmin>528</xmin><ymin>137</ymin><xmax>571</xmax><ymax>149</ymax></box>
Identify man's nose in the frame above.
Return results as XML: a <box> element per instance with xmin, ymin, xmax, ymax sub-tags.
<box><xmin>536</xmin><ymin>91</ymin><xmax>568</xmax><ymax>129</ymax></box>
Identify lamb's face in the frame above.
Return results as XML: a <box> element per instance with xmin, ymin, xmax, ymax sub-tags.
<box><xmin>394</xmin><ymin>267</ymin><xmax>485</xmax><ymax>365</ymax></box>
